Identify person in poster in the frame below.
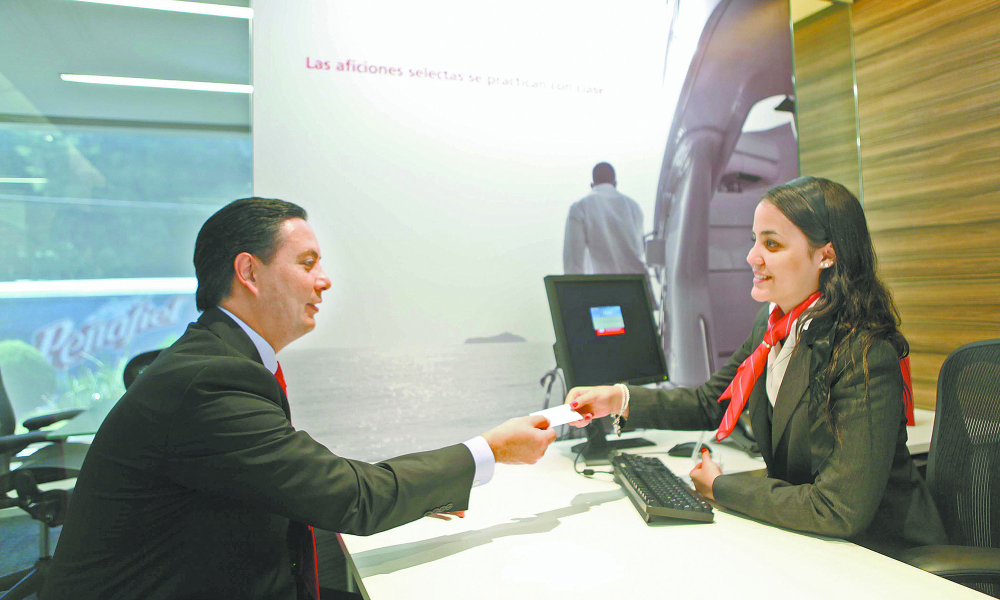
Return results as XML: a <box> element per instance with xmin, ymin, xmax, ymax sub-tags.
<box><xmin>563</xmin><ymin>162</ymin><xmax>646</xmax><ymax>276</ymax></box>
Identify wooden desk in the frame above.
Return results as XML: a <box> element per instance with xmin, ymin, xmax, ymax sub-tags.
<box><xmin>340</xmin><ymin>427</ymin><xmax>979</xmax><ymax>600</ymax></box>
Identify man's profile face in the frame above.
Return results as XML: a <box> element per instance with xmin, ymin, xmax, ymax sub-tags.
<box><xmin>255</xmin><ymin>218</ymin><xmax>331</xmax><ymax>351</ymax></box>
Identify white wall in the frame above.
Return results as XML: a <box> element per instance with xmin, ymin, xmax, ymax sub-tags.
<box><xmin>252</xmin><ymin>0</ymin><xmax>678</xmax><ymax>349</ymax></box>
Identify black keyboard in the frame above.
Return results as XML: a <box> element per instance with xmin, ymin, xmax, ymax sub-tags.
<box><xmin>610</xmin><ymin>452</ymin><xmax>714</xmax><ymax>523</ymax></box>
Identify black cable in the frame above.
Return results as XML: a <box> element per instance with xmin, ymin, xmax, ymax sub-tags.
<box><xmin>539</xmin><ymin>368</ymin><xmax>563</xmax><ymax>410</ymax></box>
<box><xmin>572</xmin><ymin>439</ymin><xmax>613</xmax><ymax>479</ymax></box>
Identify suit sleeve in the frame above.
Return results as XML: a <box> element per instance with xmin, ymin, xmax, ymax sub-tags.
<box><xmin>625</xmin><ymin>306</ymin><xmax>767</xmax><ymax>431</ymax></box>
<box><xmin>712</xmin><ymin>339</ymin><xmax>904</xmax><ymax>538</ymax></box>
<box><xmin>164</xmin><ymin>359</ymin><xmax>475</xmax><ymax>536</ymax></box>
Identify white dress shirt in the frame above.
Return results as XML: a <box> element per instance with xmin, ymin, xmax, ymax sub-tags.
<box><xmin>216</xmin><ymin>307</ymin><xmax>495</xmax><ymax>487</ymax></box>
<box><xmin>765</xmin><ymin>302</ymin><xmax>813</xmax><ymax>406</ymax></box>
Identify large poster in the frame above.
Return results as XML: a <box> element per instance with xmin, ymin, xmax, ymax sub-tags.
<box><xmin>252</xmin><ymin>0</ymin><xmax>676</xmax><ymax>459</ymax></box>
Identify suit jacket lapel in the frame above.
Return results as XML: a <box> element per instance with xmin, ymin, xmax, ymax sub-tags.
<box><xmin>198</xmin><ymin>308</ymin><xmax>291</xmax><ymax>419</ymax></box>
<box><xmin>741</xmin><ymin>310</ymin><xmax>774</xmax><ymax>466</ymax></box>
<box><xmin>199</xmin><ymin>308</ymin><xmax>262</xmax><ymax>362</ymax></box>
<box><xmin>748</xmin><ymin>379</ymin><xmax>774</xmax><ymax>466</ymax></box>
<box><xmin>769</xmin><ymin>345</ymin><xmax>811</xmax><ymax>455</ymax></box>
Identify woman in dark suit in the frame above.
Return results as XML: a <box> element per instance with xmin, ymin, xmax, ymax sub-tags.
<box><xmin>565</xmin><ymin>177</ymin><xmax>947</xmax><ymax>555</ymax></box>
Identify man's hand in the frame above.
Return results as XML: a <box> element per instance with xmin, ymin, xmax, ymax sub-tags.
<box><xmin>482</xmin><ymin>415</ymin><xmax>556</xmax><ymax>465</ymax></box>
<box><xmin>690</xmin><ymin>449</ymin><xmax>721</xmax><ymax>501</ymax></box>
<box><xmin>563</xmin><ymin>385</ymin><xmax>625</xmax><ymax>427</ymax></box>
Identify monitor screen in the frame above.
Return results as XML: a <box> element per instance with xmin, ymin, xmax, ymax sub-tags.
<box><xmin>544</xmin><ymin>275</ymin><xmax>668</xmax><ymax>390</ymax></box>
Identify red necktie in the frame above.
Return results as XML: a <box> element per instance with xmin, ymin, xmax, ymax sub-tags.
<box><xmin>275</xmin><ymin>363</ymin><xmax>321</xmax><ymax>600</ymax></box>
<box><xmin>900</xmin><ymin>355</ymin><xmax>915</xmax><ymax>426</ymax></box>
<box><xmin>716</xmin><ymin>291</ymin><xmax>822</xmax><ymax>442</ymax></box>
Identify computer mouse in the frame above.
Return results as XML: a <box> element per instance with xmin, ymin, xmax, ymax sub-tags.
<box><xmin>667</xmin><ymin>441</ymin><xmax>711</xmax><ymax>457</ymax></box>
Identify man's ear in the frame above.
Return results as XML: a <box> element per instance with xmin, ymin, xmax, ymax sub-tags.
<box><xmin>233</xmin><ymin>252</ymin><xmax>261</xmax><ymax>296</ymax></box>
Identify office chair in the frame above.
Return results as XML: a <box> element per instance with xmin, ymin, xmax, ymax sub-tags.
<box><xmin>898</xmin><ymin>339</ymin><xmax>1000</xmax><ymax>598</ymax></box>
<box><xmin>0</xmin><ymin>368</ymin><xmax>87</xmax><ymax>600</ymax></box>
<box><xmin>123</xmin><ymin>349</ymin><xmax>162</xmax><ymax>390</ymax></box>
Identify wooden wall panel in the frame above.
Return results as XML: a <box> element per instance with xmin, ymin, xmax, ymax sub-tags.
<box><xmin>853</xmin><ymin>0</ymin><xmax>1000</xmax><ymax>409</ymax></box>
<box><xmin>793</xmin><ymin>5</ymin><xmax>861</xmax><ymax>198</ymax></box>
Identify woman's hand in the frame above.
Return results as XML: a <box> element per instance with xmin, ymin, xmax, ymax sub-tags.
<box><xmin>563</xmin><ymin>385</ymin><xmax>626</xmax><ymax>427</ymax></box>
<box><xmin>690</xmin><ymin>448</ymin><xmax>721</xmax><ymax>501</ymax></box>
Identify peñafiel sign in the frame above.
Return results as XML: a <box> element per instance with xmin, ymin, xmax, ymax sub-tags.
<box><xmin>31</xmin><ymin>296</ymin><xmax>190</xmax><ymax>370</ymax></box>
<box><xmin>0</xmin><ymin>279</ymin><xmax>200</xmax><ymax>414</ymax></box>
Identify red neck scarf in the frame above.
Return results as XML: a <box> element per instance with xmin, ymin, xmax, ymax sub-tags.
<box><xmin>716</xmin><ymin>291</ymin><xmax>822</xmax><ymax>441</ymax></box>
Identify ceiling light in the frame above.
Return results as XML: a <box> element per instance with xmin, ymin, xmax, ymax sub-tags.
<box><xmin>0</xmin><ymin>178</ymin><xmax>48</xmax><ymax>184</ymax></box>
<box><xmin>61</xmin><ymin>74</ymin><xmax>252</xmax><ymax>94</ymax></box>
<box><xmin>0</xmin><ymin>277</ymin><xmax>198</xmax><ymax>299</ymax></box>
<box><xmin>69</xmin><ymin>0</ymin><xmax>252</xmax><ymax>19</ymax></box>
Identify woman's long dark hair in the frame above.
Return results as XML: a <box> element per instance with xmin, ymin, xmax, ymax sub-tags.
<box><xmin>763</xmin><ymin>177</ymin><xmax>907</xmax><ymax>421</ymax></box>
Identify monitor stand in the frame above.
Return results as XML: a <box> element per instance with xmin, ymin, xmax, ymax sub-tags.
<box><xmin>571</xmin><ymin>421</ymin><xmax>655</xmax><ymax>465</ymax></box>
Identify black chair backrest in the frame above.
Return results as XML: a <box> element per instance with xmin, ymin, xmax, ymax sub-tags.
<box><xmin>926</xmin><ymin>338</ymin><xmax>1000</xmax><ymax>548</ymax></box>
<box><xmin>0</xmin><ymin>369</ymin><xmax>15</xmax><ymax>438</ymax></box>
<box><xmin>123</xmin><ymin>350</ymin><xmax>163</xmax><ymax>390</ymax></box>
<box><xmin>1</xmin><ymin>369</ymin><xmax>15</xmax><ymax>482</ymax></box>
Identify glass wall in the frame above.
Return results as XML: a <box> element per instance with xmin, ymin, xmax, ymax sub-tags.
<box><xmin>789</xmin><ymin>0</ymin><xmax>862</xmax><ymax>200</ymax></box>
<box><xmin>1</xmin><ymin>124</ymin><xmax>250</xmax><ymax>280</ymax></box>
<box><xmin>0</xmin><ymin>0</ymin><xmax>251</xmax><ymax>419</ymax></box>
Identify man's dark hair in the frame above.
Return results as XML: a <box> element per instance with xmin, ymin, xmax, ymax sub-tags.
<box><xmin>592</xmin><ymin>162</ymin><xmax>616</xmax><ymax>186</ymax></box>
<box><xmin>193</xmin><ymin>197</ymin><xmax>308</xmax><ymax>312</ymax></box>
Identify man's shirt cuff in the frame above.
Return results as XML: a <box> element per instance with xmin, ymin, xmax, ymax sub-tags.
<box><xmin>462</xmin><ymin>436</ymin><xmax>495</xmax><ymax>487</ymax></box>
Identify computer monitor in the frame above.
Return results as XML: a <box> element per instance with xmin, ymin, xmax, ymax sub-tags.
<box><xmin>544</xmin><ymin>274</ymin><xmax>668</xmax><ymax>463</ymax></box>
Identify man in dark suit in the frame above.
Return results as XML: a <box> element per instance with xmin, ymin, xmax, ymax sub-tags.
<box><xmin>41</xmin><ymin>198</ymin><xmax>556</xmax><ymax>600</ymax></box>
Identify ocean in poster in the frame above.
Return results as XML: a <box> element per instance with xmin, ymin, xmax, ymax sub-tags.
<box><xmin>278</xmin><ymin>342</ymin><xmax>575</xmax><ymax>463</ymax></box>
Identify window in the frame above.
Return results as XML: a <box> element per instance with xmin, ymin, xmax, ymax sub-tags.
<box><xmin>0</xmin><ymin>0</ymin><xmax>251</xmax><ymax>418</ymax></box>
